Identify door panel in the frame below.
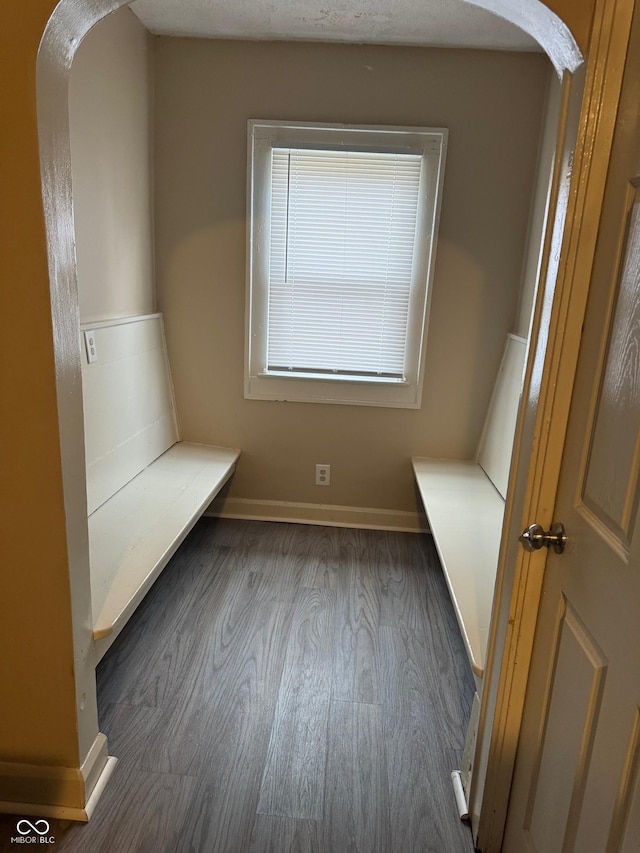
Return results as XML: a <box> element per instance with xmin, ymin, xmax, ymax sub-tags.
<box><xmin>582</xmin><ymin>185</ymin><xmax>640</xmax><ymax>552</ymax></box>
<box><xmin>525</xmin><ymin>600</ymin><xmax>607</xmax><ymax>853</ymax></box>
<box><xmin>608</xmin><ymin>710</ymin><xmax>640</xmax><ymax>853</ymax></box>
<box><xmin>502</xmin><ymin>4</ymin><xmax>640</xmax><ymax>850</ymax></box>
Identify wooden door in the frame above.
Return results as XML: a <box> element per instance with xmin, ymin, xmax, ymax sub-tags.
<box><xmin>502</xmin><ymin>6</ymin><xmax>640</xmax><ymax>850</ymax></box>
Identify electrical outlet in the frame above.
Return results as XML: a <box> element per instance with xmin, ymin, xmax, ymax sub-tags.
<box><xmin>315</xmin><ymin>464</ymin><xmax>331</xmax><ymax>486</ymax></box>
<box><xmin>84</xmin><ymin>330</ymin><xmax>98</xmax><ymax>364</ymax></box>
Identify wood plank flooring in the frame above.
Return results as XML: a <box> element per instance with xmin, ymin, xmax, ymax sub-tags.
<box><xmin>0</xmin><ymin>520</ymin><xmax>476</xmax><ymax>852</ymax></box>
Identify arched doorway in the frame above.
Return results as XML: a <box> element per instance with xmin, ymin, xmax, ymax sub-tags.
<box><xmin>35</xmin><ymin>0</ymin><xmax>583</xmax><ymax>827</ymax></box>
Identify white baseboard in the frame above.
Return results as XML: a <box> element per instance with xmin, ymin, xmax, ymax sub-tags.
<box><xmin>0</xmin><ymin>733</ymin><xmax>116</xmax><ymax>822</ymax></box>
<box><xmin>82</xmin><ymin>755</ymin><xmax>118</xmax><ymax>821</ymax></box>
<box><xmin>206</xmin><ymin>496</ymin><xmax>428</xmax><ymax>533</ymax></box>
<box><xmin>461</xmin><ymin>692</ymin><xmax>481</xmax><ymax>799</ymax></box>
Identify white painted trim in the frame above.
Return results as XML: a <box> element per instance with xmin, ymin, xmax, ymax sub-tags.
<box><xmin>205</xmin><ymin>497</ymin><xmax>426</xmax><ymax>533</ymax></box>
<box><xmin>464</xmin><ymin>0</ymin><xmax>583</xmax><ymax>76</ymax></box>
<box><xmin>36</xmin><ymin>0</ymin><xmax>133</xmax><ymax>805</ymax></box>
<box><xmin>79</xmin><ymin>731</ymin><xmax>110</xmax><ymax>801</ymax></box>
<box><xmin>82</xmin><ymin>757</ymin><xmax>118</xmax><ymax>821</ymax></box>
<box><xmin>82</xmin><ymin>315</ymin><xmax>180</xmax><ymax>513</ymax></box>
<box><xmin>80</xmin><ymin>311</ymin><xmax>161</xmax><ymax>331</ymax></box>
<box><xmin>245</xmin><ymin>120</ymin><xmax>447</xmax><ymax>409</ymax></box>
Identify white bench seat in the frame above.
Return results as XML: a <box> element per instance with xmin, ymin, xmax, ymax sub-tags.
<box><xmin>412</xmin><ymin>458</ymin><xmax>504</xmax><ymax>678</ymax></box>
<box><xmin>90</xmin><ymin>443</ymin><xmax>239</xmax><ymax>656</ymax></box>
<box><xmin>412</xmin><ymin>334</ymin><xmax>526</xmax><ymax>683</ymax></box>
<box><xmin>82</xmin><ymin>314</ymin><xmax>241</xmax><ymax>661</ymax></box>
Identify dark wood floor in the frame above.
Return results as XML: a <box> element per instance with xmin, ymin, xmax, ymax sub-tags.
<box><xmin>0</xmin><ymin>519</ymin><xmax>476</xmax><ymax>852</ymax></box>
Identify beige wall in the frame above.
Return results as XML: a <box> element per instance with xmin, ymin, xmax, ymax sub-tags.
<box><xmin>154</xmin><ymin>39</ymin><xmax>550</xmax><ymax>515</ymax></box>
<box><xmin>69</xmin><ymin>7</ymin><xmax>154</xmax><ymax>323</ymax></box>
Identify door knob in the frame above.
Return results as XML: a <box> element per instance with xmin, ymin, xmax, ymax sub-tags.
<box><xmin>519</xmin><ymin>522</ymin><xmax>567</xmax><ymax>554</ymax></box>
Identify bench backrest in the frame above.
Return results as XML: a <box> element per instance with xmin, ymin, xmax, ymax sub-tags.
<box><xmin>477</xmin><ymin>333</ymin><xmax>527</xmax><ymax>499</ymax></box>
<box><xmin>81</xmin><ymin>314</ymin><xmax>179</xmax><ymax>514</ymax></box>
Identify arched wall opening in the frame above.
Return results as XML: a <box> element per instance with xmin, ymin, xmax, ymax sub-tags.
<box><xmin>34</xmin><ymin>0</ymin><xmax>582</xmax><ymax>818</ymax></box>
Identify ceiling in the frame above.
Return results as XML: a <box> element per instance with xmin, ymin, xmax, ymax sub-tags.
<box><xmin>130</xmin><ymin>0</ymin><xmax>541</xmax><ymax>52</ymax></box>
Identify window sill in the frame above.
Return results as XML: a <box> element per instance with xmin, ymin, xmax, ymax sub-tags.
<box><xmin>246</xmin><ymin>372</ymin><xmax>422</xmax><ymax>408</ymax></box>
<box><xmin>259</xmin><ymin>370</ymin><xmax>408</xmax><ymax>386</ymax></box>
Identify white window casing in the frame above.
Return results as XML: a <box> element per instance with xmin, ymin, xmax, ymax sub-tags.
<box><xmin>245</xmin><ymin>120</ymin><xmax>447</xmax><ymax>408</ymax></box>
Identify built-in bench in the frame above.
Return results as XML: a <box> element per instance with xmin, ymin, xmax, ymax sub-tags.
<box><xmin>81</xmin><ymin>314</ymin><xmax>240</xmax><ymax>661</ymax></box>
<box><xmin>413</xmin><ymin>334</ymin><xmax>526</xmax><ymax>684</ymax></box>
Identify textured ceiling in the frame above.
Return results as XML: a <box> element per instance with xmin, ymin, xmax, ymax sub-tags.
<box><xmin>130</xmin><ymin>0</ymin><xmax>541</xmax><ymax>51</ymax></box>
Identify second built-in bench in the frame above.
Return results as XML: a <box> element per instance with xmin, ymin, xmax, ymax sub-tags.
<box><xmin>413</xmin><ymin>334</ymin><xmax>526</xmax><ymax>684</ymax></box>
<box><xmin>81</xmin><ymin>314</ymin><xmax>240</xmax><ymax>661</ymax></box>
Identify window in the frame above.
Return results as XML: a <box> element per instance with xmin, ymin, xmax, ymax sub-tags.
<box><xmin>245</xmin><ymin>120</ymin><xmax>447</xmax><ymax>408</ymax></box>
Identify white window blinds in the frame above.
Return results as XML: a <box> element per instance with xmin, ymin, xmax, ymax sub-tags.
<box><xmin>267</xmin><ymin>148</ymin><xmax>423</xmax><ymax>379</ymax></box>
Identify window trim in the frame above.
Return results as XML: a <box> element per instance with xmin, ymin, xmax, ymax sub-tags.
<box><xmin>245</xmin><ymin>120</ymin><xmax>448</xmax><ymax>409</ymax></box>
